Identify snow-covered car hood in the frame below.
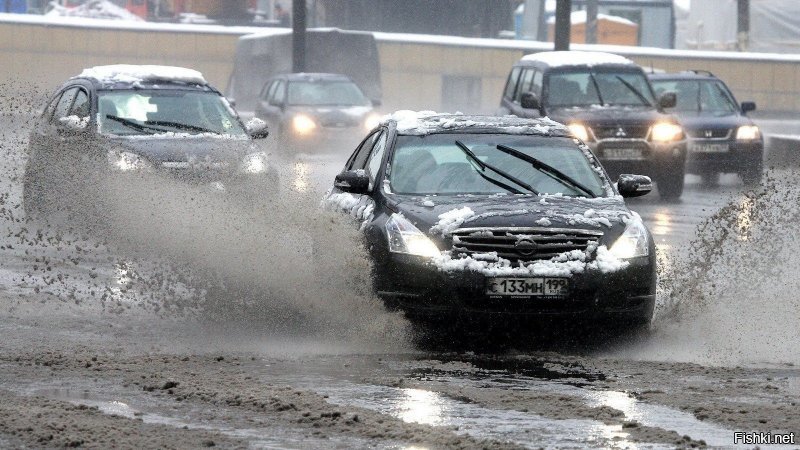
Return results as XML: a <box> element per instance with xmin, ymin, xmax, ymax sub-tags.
<box><xmin>108</xmin><ymin>134</ymin><xmax>257</xmax><ymax>163</ymax></box>
<box><xmin>392</xmin><ymin>194</ymin><xmax>632</xmax><ymax>245</ymax></box>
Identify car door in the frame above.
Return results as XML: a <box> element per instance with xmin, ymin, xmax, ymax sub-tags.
<box><xmin>260</xmin><ymin>79</ymin><xmax>286</xmax><ymax>135</ymax></box>
<box><xmin>507</xmin><ymin>67</ymin><xmax>543</xmax><ymax>119</ymax></box>
<box><xmin>254</xmin><ymin>80</ymin><xmax>277</xmax><ymax>121</ymax></box>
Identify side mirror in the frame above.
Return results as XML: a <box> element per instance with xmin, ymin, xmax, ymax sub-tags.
<box><xmin>371</xmin><ymin>98</ymin><xmax>382</xmax><ymax>107</ymax></box>
<box><xmin>617</xmin><ymin>174</ymin><xmax>652</xmax><ymax>198</ymax></box>
<box><xmin>520</xmin><ymin>91</ymin><xmax>540</xmax><ymax>110</ymax></box>
<box><xmin>658</xmin><ymin>92</ymin><xmax>677</xmax><ymax>110</ymax></box>
<box><xmin>58</xmin><ymin>115</ymin><xmax>89</xmax><ymax>132</ymax></box>
<box><xmin>334</xmin><ymin>169</ymin><xmax>370</xmax><ymax>194</ymax></box>
<box><xmin>741</xmin><ymin>101</ymin><xmax>756</xmax><ymax>113</ymax></box>
<box><xmin>245</xmin><ymin>118</ymin><xmax>269</xmax><ymax>139</ymax></box>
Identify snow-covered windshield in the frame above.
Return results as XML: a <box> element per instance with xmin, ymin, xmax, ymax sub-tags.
<box><xmin>651</xmin><ymin>79</ymin><xmax>739</xmax><ymax>115</ymax></box>
<box><xmin>390</xmin><ymin>134</ymin><xmax>606</xmax><ymax>197</ymax></box>
<box><xmin>97</xmin><ymin>90</ymin><xmax>246</xmax><ymax>136</ymax></box>
<box><xmin>546</xmin><ymin>69</ymin><xmax>655</xmax><ymax>107</ymax></box>
<box><xmin>287</xmin><ymin>81</ymin><xmax>370</xmax><ymax>107</ymax></box>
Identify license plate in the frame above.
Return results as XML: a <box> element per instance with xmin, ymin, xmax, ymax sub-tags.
<box><xmin>486</xmin><ymin>277</ymin><xmax>569</xmax><ymax>298</ymax></box>
<box><xmin>690</xmin><ymin>142</ymin><xmax>729</xmax><ymax>153</ymax></box>
<box><xmin>603</xmin><ymin>148</ymin><xmax>644</xmax><ymax>160</ymax></box>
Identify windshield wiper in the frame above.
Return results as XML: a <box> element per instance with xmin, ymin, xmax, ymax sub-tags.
<box><xmin>589</xmin><ymin>73</ymin><xmax>605</xmax><ymax>106</ymax></box>
<box><xmin>495</xmin><ymin>144</ymin><xmax>597</xmax><ymax>198</ymax></box>
<box><xmin>144</xmin><ymin>120</ymin><xmax>218</xmax><ymax>134</ymax></box>
<box><xmin>105</xmin><ymin>115</ymin><xmax>159</xmax><ymax>134</ymax></box>
<box><xmin>615</xmin><ymin>76</ymin><xmax>651</xmax><ymax>106</ymax></box>
<box><xmin>454</xmin><ymin>140</ymin><xmax>537</xmax><ymax>195</ymax></box>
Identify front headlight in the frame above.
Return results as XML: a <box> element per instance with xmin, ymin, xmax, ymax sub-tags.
<box><xmin>650</xmin><ymin>122</ymin><xmax>683</xmax><ymax>142</ymax></box>
<box><xmin>364</xmin><ymin>113</ymin><xmax>381</xmax><ymax>131</ymax></box>
<box><xmin>292</xmin><ymin>114</ymin><xmax>317</xmax><ymax>135</ymax></box>
<box><xmin>736</xmin><ymin>125</ymin><xmax>760</xmax><ymax>141</ymax></box>
<box><xmin>107</xmin><ymin>151</ymin><xmax>152</xmax><ymax>172</ymax></box>
<box><xmin>240</xmin><ymin>151</ymin><xmax>269</xmax><ymax>174</ymax></box>
<box><xmin>609</xmin><ymin>218</ymin><xmax>649</xmax><ymax>259</ymax></box>
<box><xmin>567</xmin><ymin>123</ymin><xmax>590</xmax><ymax>142</ymax></box>
<box><xmin>386</xmin><ymin>213</ymin><xmax>440</xmax><ymax>258</ymax></box>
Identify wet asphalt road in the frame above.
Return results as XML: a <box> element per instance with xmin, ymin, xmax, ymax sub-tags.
<box><xmin>0</xmin><ymin>113</ymin><xmax>799</xmax><ymax>449</ymax></box>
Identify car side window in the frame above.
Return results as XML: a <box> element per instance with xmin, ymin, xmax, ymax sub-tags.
<box><xmin>52</xmin><ymin>87</ymin><xmax>78</xmax><ymax>123</ymax></box>
<box><xmin>262</xmin><ymin>81</ymin><xmax>276</xmax><ymax>100</ymax></box>
<box><xmin>531</xmin><ymin>71</ymin><xmax>543</xmax><ymax>97</ymax></box>
<box><xmin>269</xmin><ymin>81</ymin><xmax>285</xmax><ymax>106</ymax></box>
<box><xmin>347</xmin><ymin>130</ymin><xmax>380</xmax><ymax>171</ymax></box>
<box><xmin>514</xmin><ymin>69</ymin><xmax>536</xmax><ymax>103</ymax></box>
<box><xmin>69</xmin><ymin>89</ymin><xmax>90</xmax><ymax>119</ymax></box>
<box><xmin>366</xmin><ymin>131</ymin><xmax>388</xmax><ymax>185</ymax></box>
<box><xmin>504</xmin><ymin>67</ymin><xmax>521</xmax><ymax>100</ymax></box>
<box><xmin>42</xmin><ymin>93</ymin><xmax>61</xmax><ymax>121</ymax></box>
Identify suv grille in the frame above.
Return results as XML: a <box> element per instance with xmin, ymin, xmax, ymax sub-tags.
<box><xmin>592</xmin><ymin>125</ymin><xmax>650</xmax><ymax>140</ymax></box>
<box><xmin>451</xmin><ymin>227</ymin><xmax>603</xmax><ymax>263</ymax></box>
<box><xmin>687</xmin><ymin>128</ymin><xmax>732</xmax><ymax>139</ymax></box>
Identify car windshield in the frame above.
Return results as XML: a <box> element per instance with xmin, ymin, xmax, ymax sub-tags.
<box><xmin>287</xmin><ymin>81</ymin><xmax>370</xmax><ymax>106</ymax></box>
<box><xmin>390</xmin><ymin>134</ymin><xmax>607</xmax><ymax>197</ymax></box>
<box><xmin>97</xmin><ymin>89</ymin><xmax>246</xmax><ymax>136</ymax></box>
<box><xmin>546</xmin><ymin>69</ymin><xmax>655</xmax><ymax>107</ymax></box>
<box><xmin>651</xmin><ymin>79</ymin><xmax>739</xmax><ymax>115</ymax></box>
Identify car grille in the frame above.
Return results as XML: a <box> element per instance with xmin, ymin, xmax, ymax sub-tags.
<box><xmin>686</xmin><ymin>128</ymin><xmax>732</xmax><ymax>139</ymax></box>
<box><xmin>450</xmin><ymin>227</ymin><xmax>604</xmax><ymax>263</ymax></box>
<box><xmin>592</xmin><ymin>125</ymin><xmax>650</xmax><ymax>140</ymax></box>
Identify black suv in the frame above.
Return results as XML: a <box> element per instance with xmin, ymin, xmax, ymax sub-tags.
<box><xmin>649</xmin><ymin>70</ymin><xmax>763</xmax><ymax>186</ymax></box>
<box><xmin>254</xmin><ymin>73</ymin><xmax>381</xmax><ymax>153</ymax></box>
<box><xmin>500</xmin><ymin>51</ymin><xmax>687</xmax><ymax>199</ymax></box>
<box><xmin>24</xmin><ymin>65</ymin><xmax>275</xmax><ymax>220</ymax></box>
<box><xmin>325</xmin><ymin>112</ymin><xmax>656</xmax><ymax>333</ymax></box>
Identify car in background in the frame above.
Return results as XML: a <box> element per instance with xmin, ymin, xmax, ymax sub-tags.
<box><xmin>23</xmin><ymin>64</ymin><xmax>275</xmax><ymax>219</ymax></box>
<box><xmin>649</xmin><ymin>70</ymin><xmax>763</xmax><ymax>186</ymax></box>
<box><xmin>499</xmin><ymin>51</ymin><xmax>687</xmax><ymax>200</ymax></box>
<box><xmin>325</xmin><ymin>112</ymin><xmax>656</xmax><ymax>335</ymax></box>
<box><xmin>254</xmin><ymin>73</ymin><xmax>381</xmax><ymax>154</ymax></box>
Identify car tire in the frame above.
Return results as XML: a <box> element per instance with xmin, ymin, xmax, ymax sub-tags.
<box><xmin>656</xmin><ymin>171</ymin><xmax>684</xmax><ymax>200</ymax></box>
<box><xmin>740</xmin><ymin>162</ymin><xmax>762</xmax><ymax>188</ymax></box>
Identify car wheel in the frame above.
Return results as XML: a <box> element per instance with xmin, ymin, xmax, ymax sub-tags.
<box><xmin>656</xmin><ymin>171</ymin><xmax>684</xmax><ymax>200</ymax></box>
<box><xmin>740</xmin><ymin>162</ymin><xmax>762</xmax><ymax>187</ymax></box>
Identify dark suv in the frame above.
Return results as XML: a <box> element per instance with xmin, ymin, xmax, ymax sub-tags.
<box><xmin>499</xmin><ymin>51</ymin><xmax>687</xmax><ymax>199</ymax></box>
<box><xmin>649</xmin><ymin>70</ymin><xmax>763</xmax><ymax>186</ymax></box>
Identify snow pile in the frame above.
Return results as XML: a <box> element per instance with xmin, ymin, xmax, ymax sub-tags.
<box><xmin>521</xmin><ymin>51</ymin><xmax>634</xmax><ymax>68</ymax></box>
<box><xmin>432</xmin><ymin>244</ymin><xmax>627</xmax><ymax>277</ymax></box>
<box><xmin>429</xmin><ymin>207</ymin><xmax>475</xmax><ymax>236</ymax></box>
<box><xmin>46</xmin><ymin>0</ymin><xmax>143</xmax><ymax>21</ymax></box>
<box><xmin>563</xmin><ymin>209</ymin><xmax>614</xmax><ymax>228</ymax></box>
<box><xmin>78</xmin><ymin>65</ymin><xmax>206</xmax><ymax>85</ymax></box>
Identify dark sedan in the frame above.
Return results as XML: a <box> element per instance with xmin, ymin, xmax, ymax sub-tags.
<box><xmin>325</xmin><ymin>112</ymin><xmax>656</xmax><ymax>333</ymax></box>
<box><xmin>649</xmin><ymin>70</ymin><xmax>763</xmax><ymax>186</ymax></box>
<box><xmin>24</xmin><ymin>65</ymin><xmax>276</xmax><ymax>220</ymax></box>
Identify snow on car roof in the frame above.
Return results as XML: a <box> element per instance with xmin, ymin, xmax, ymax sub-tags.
<box><xmin>76</xmin><ymin>65</ymin><xmax>207</xmax><ymax>86</ymax></box>
<box><xmin>520</xmin><ymin>51</ymin><xmax>635</xmax><ymax>68</ymax></box>
<box><xmin>383</xmin><ymin>111</ymin><xmax>568</xmax><ymax>136</ymax></box>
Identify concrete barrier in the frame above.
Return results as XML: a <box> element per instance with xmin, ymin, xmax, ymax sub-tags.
<box><xmin>766</xmin><ymin>135</ymin><xmax>800</xmax><ymax>168</ymax></box>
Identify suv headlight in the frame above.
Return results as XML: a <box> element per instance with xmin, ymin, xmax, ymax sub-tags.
<box><xmin>386</xmin><ymin>213</ymin><xmax>440</xmax><ymax>258</ymax></box>
<box><xmin>292</xmin><ymin>114</ymin><xmax>317</xmax><ymax>135</ymax></box>
<box><xmin>650</xmin><ymin>122</ymin><xmax>683</xmax><ymax>142</ymax></box>
<box><xmin>107</xmin><ymin>151</ymin><xmax>152</xmax><ymax>172</ymax></box>
<box><xmin>736</xmin><ymin>125</ymin><xmax>760</xmax><ymax>141</ymax></box>
<box><xmin>241</xmin><ymin>151</ymin><xmax>269</xmax><ymax>174</ymax></box>
<box><xmin>567</xmin><ymin>123</ymin><xmax>590</xmax><ymax>142</ymax></box>
<box><xmin>609</xmin><ymin>219</ymin><xmax>649</xmax><ymax>259</ymax></box>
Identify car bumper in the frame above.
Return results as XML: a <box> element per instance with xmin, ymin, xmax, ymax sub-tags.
<box><xmin>587</xmin><ymin>140</ymin><xmax>686</xmax><ymax>177</ymax></box>
<box><xmin>375</xmin><ymin>253</ymin><xmax>656</xmax><ymax>321</ymax></box>
<box><xmin>281</xmin><ymin>127</ymin><xmax>364</xmax><ymax>153</ymax></box>
<box><xmin>685</xmin><ymin>139</ymin><xmax>763</xmax><ymax>173</ymax></box>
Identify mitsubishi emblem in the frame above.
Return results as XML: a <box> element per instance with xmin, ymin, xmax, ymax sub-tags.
<box><xmin>614</xmin><ymin>127</ymin><xmax>627</xmax><ymax>138</ymax></box>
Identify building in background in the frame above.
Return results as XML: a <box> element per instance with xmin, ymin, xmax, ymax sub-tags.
<box><xmin>519</xmin><ymin>0</ymin><xmax>675</xmax><ymax>48</ymax></box>
<box><xmin>546</xmin><ymin>9</ymin><xmax>639</xmax><ymax>46</ymax></box>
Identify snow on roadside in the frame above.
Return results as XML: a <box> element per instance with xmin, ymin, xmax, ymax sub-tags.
<box><xmin>46</xmin><ymin>0</ymin><xmax>143</xmax><ymax>21</ymax></box>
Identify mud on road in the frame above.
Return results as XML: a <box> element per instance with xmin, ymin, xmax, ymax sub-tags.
<box><xmin>1</xmin><ymin>109</ymin><xmax>799</xmax><ymax>449</ymax></box>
